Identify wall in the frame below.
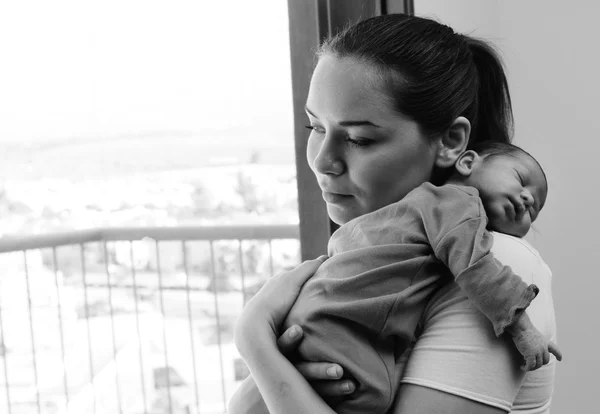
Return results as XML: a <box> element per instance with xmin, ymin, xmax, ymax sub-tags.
<box><xmin>416</xmin><ymin>1</ymin><xmax>599</xmax><ymax>412</ymax></box>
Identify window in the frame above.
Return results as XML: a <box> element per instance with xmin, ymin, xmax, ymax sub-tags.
<box><xmin>0</xmin><ymin>1</ymin><xmax>299</xmax><ymax>413</ymax></box>
<box><xmin>0</xmin><ymin>0</ymin><xmax>297</xmax><ymax>234</ymax></box>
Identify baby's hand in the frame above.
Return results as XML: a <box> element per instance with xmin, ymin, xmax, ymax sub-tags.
<box><xmin>508</xmin><ymin>312</ymin><xmax>563</xmax><ymax>371</ymax></box>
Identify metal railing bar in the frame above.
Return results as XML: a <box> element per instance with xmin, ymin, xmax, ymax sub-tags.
<box><xmin>0</xmin><ymin>225</ymin><xmax>302</xmax><ymax>413</ymax></box>
<box><xmin>52</xmin><ymin>247</ymin><xmax>70</xmax><ymax>407</ymax></box>
<box><xmin>238</xmin><ymin>240</ymin><xmax>247</xmax><ymax>306</ymax></box>
<box><xmin>209</xmin><ymin>241</ymin><xmax>227</xmax><ymax>411</ymax></box>
<box><xmin>129</xmin><ymin>241</ymin><xmax>148</xmax><ymax>414</ymax></box>
<box><xmin>0</xmin><ymin>230</ymin><xmax>104</xmax><ymax>253</ymax></box>
<box><xmin>182</xmin><ymin>241</ymin><xmax>200</xmax><ymax>413</ymax></box>
<box><xmin>268</xmin><ymin>240</ymin><xmax>275</xmax><ymax>278</ymax></box>
<box><xmin>155</xmin><ymin>240</ymin><xmax>173</xmax><ymax>414</ymax></box>
<box><xmin>75</xmin><ymin>283</ymin><xmax>214</xmax><ymax>292</ymax></box>
<box><xmin>80</xmin><ymin>244</ymin><xmax>97</xmax><ymax>414</ymax></box>
<box><xmin>0</xmin><ymin>291</ymin><xmax>12</xmax><ymax>414</ymax></box>
<box><xmin>103</xmin><ymin>242</ymin><xmax>123</xmax><ymax>414</ymax></box>
<box><xmin>0</xmin><ymin>225</ymin><xmax>299</xmax><ymax>253</ymax></box>
<box><xmin>23</xmin><ymin>251</ymin><xmax>41</xmax><ymax>414</ymax></box>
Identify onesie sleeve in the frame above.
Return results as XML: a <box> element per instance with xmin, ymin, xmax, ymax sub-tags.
<box><xmin>432</xmin><ymin>217</ymin><xmax>539</xmax><ymax>336</ymax></box>
<box><xmin>419</xmin><ymin>185</ymin><xmax>538</xmax><ymax>336</ymax></box>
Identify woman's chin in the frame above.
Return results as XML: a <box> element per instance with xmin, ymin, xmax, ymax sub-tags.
<box><xmin>326</xmin><ymin>203</ymin><xmax>360</xmax><ymax>225</ymax></box>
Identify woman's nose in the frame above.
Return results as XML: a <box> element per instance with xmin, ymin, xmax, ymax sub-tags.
<box><xmin>312</xmin><ymin>136</ymin><xmax>345</xmax><ymax>176</ymax></box>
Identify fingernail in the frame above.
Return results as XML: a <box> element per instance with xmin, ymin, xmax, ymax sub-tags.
<box><xmin>317</xmin><ymin>255</ymin><xmax>328</xmax><ymax>262</ymax></box>
<box><xmin>341</xmin><ymin>382</ymin><xmax>354</xmax><ymax>393</ymax></box>
<box><xmin>326</xmin><ymin>366</ymin><xmax>340</xmax><ymax>378</ymax></box>
<box><xmin>289</xmin><ymin>326</ymin><xmax>301</xmax><ymax>339</ymax></box>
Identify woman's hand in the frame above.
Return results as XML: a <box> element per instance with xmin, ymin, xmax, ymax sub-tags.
<box><xmin>228</xmin><ymin>323</ymin><xmax>356</xmax><ymax>414</ymax></box>
<box><xmin>233</xmin><ymin>256</ymin><xmax>343</xmax><ymax>414</ymax></box>
<box><xmin>277</xmin><ymin>325</ymin><xmax>357</xmax><ymax>400</ymax></box>
<box><xmin>234</xmin><ymin>255</ymin><xmax>328</xmax><ymax>356</ymax></box>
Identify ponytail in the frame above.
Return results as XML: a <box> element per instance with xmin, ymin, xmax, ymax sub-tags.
<box><xmin>464</xmin><ymin>37</ymin><xmax>513</xmax><ymax>145</ymax></box>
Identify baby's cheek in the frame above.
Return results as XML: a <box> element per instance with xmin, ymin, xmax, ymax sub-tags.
<box><xmin>484</xmin><ymin>204</ymin><xmax>511</xmax><ymax>233</ymax></box>
<box><xmin>482</xmin><ymin>200</ymin><xmax>505</xmax><ymax>221</ymax></box>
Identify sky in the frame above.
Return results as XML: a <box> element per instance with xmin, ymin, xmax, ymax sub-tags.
<box><xmin>0</xmin><ymin>0</ymin><xmax>295</xmax><ymax>144</ymax></box>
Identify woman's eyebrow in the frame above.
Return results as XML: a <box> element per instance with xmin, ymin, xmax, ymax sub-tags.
<box><xmin>339</xmin><ymin>120</ymin><xmax>382</xmax><ymax>128</ymax></box>
<box><xmin>305</xmin><ymin>106</ymin><xmax>318</xmax><ymax>118</ymax></box>
<box><xmin>304</xmin><ymin>105</ymin><xmax>382</xmax><ymax>128</ymax></box>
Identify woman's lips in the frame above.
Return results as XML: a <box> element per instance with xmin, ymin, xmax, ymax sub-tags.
<box><xmin>322</xmin><ymin>191</ymin><xmax>352</xmax><ymax>204</ymax></box>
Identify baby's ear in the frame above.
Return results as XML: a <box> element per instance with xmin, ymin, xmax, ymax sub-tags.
<box><xmin>454</xmin><ymin>150</ymin><xmax>479</xmax><ymax>176</ymax></box>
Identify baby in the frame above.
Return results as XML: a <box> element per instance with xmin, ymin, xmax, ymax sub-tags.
<box><xmin>283</xmin><ymin>141</ymin><xmax>561</xmax><ymax>414</ymax></box>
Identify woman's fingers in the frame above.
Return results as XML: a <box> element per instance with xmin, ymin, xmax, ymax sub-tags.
<box><xmin>263</xmin><ymin>255</ymin><xmax>328</xmax><ymax>304</ymax></box>
<box><xmin>548</xmin><ymin>341</ymin><xmax>563</xmax><ymax>361</ymax></box>
<box><xmin>296</xmin><ymin>362</ymin><xmax>343</xmax><ymax>380</ymax></box>
<box><xmin>278</xmin><ymin>255</ymin><xmax>328</xmax><ymax>286</ymax></box>
<box><xmin>295</xmin><ymin>361</ymin><xmax>356</xmax><ymax>397</ymax></box>
<box><xmin>277</xmin><ymin>325</ymin><xmax>304</xmax><ymax>354</ymax></box>
<box><xmin>243</xmin><ymin>256</ymin><xmax>328</xmax><ymax>329</ymax></box>
<box><xmin>310</xmin><ymin>379</ymin><xmax>356</xmax><ymax>398</ymax></box>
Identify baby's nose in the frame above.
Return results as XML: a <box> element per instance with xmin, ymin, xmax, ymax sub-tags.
<box><xmin>521</xmin><ymin>191</ymin><xmax>534</xmax><ymax>207</ymax></box>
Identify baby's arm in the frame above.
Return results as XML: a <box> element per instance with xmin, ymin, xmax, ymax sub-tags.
<box><xmin>505</xmin><ymin>311</ymin><xmax>562</xmax><ymax>370</ymax></box>
<box><xmin>432</xmin><ymin>216</ymin><xmax>535</xmax><ymax>335</ymax></box>
<box><xmin>431</xmin><ymin>217</ymin><xmax>560</xmax><ymax>370</ymax></box>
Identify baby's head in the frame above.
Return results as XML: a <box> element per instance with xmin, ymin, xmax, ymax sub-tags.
<box><xmin>450</xmin><ymin>142</ymin><xmax>547</xmax><ymax>237</ymax></box>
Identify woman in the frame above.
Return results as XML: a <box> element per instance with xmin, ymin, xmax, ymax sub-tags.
<box><xmin>230</xmin><ymin>14</ymin><xmax>557</xmax><ymax>413</ymax></box>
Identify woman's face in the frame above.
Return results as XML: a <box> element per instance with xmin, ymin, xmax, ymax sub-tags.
<box><xmin>306</xmin><ymin>55</ymin><xmax>438</xmax><ymax>224</ymax></box>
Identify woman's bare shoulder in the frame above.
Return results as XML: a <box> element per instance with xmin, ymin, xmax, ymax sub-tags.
<box><xmin>489</xmin><ymin>232</ymin><xmax>552</xmax><ymax>282</ymax></box>
<box><xmin>489</xmin><ymin>232</ymin><xmax>556</xmax><ymax>339</ymax></box>
<box><xmin>490</xmin><ymin>231</ymin><xmax>544</xmax><ymax>256</ymax></box>
<box><xmin>397</xmin><ymin>232</ymin><xmax>556</xmax><ymax>413</ymax></box>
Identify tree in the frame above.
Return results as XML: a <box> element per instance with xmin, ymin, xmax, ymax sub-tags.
<box><xmin>234</xmin><ymin>171</ymin><xmax>260</xmax><ymax>213</ymax></box>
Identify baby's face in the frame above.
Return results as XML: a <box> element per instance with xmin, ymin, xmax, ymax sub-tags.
<box><xmin>469</xmin><ymin>153</ymin><xmax>547</xmax><ymax>237</ymax></box>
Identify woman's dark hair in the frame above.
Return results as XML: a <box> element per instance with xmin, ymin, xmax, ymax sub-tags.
<box><xmin>319</xmin><ymin>14</ymin><xmax>513</xmax><ymax>147</ymax></box>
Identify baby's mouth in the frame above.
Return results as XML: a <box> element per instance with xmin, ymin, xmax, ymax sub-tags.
<box><xmin>508</xmin><ymin>198</ymin><xmax>526</xmax><ymax>221</ymax></box>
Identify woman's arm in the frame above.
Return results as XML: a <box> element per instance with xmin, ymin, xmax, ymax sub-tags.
<box><xmin>232</xmin><ymin>257</ymin><xmax>340</xmax><ymax>414</ymax></box>
<box><xmin>229</xmin><ymin>325</ymin><xmax>356</xmax><ymax>414</ymax></box>
<box><xmin>229</xmin><ymin>326</ymin><xmax>306</xmax><ymax>414</ymax></box>
<box><xmin>237</xmin><ymin>326</ymin><xmax>337</xmax><ymax>414</ymax></box>
<box><xmin>229</xmin><ymin>375</ymin><xmax>268</xmax><ymax>414</ymax></box>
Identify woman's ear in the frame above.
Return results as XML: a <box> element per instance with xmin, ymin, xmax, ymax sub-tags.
<box><xmin>455</xmin><ymin>150</ymin><xmax>479</xmax><ymax>177</ymax></box>
<box><xmin>434</xmin><ymin>116</ymin><xmax>471</xmax><ymax>168</ymax></box>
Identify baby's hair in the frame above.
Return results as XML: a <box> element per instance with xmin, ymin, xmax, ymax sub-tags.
<box><xmin>470</xmin><ymin>141</ymin><xmax>527</xmax><ymax>159</ymax></box>
<box><xmin>470</xmin><ymin>141</ymin><xmax>548</xmax><ymax>196</ymax></box>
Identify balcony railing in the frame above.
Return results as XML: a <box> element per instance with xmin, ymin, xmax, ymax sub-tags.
<box><xmin>0</xmin><ymin>225</ymin><xmax>300</xmax><ymax>414</ymax></box>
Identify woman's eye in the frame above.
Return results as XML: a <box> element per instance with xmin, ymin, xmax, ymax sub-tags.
<box><xmin>345</xmin><ymin>136</ymin><xmax>372</xmax><ymax>148</ymax></box>
<box><xmin>304</xmin><ymin>126</ymin><xmax>372</xmax><ymax>148</ymax></box>
<box><xmin>305</xmin><ymin>125</ymin><xmax>325</xmax><ymax>134</ymax></box>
